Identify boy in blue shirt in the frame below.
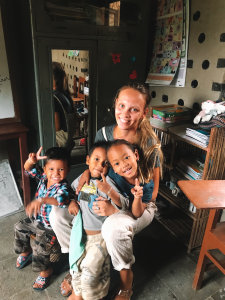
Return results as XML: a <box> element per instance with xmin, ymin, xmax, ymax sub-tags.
<box><xmin>14</xmin><ymin>146</ymin><xmax>70</xmax><ymax>291</ymax></box>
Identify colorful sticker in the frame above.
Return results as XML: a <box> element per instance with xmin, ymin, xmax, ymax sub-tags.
<box><xmin>165</xmin><ymin>33</ymin><xmax>174</xmax><ymax>42</ymax></box>
<box><xmin>111</xmin><ymin>53</ymin><xmax>121</xmax><ymax>64</ymax></box>
<box><xmin>150</xmin><ymin>65</ymin><xmax>157</xmax><ymax>73</ymax></box>
<box><xmin>171</xmin><ymin>66</ymin><xmax>177</xmax><ymax>74</ymax></box>
<box><xmin>163</xmin><ymin>51</ymin><xmax>173</xmax><ymax>59</ymax></box>
<box><xmin>164</xmin><ymin>66</ymin><xmax>172</xmax><ymax>74</ymax></box>
<box><xmin>161</xmin><ymin>58</ymin><xmax>171</xmax><ymax>66</ymax></box>
<box><xmin>172</xmin><ymin>41</ymin><xmax>182</xmax><ymax>50</ymax></box>
<box><xmin>164</xmin><ymin>42</ymin><xmax>173</xmax><ymax>51</ymax></box>
<box><xmin>129</xmin><ymin>70</ymin><xmax>137</xmax><ymax>79</ymax></box>
<box><xmin>156</xmin><ymin>66</ymin><xmax>164</xmax><ymax>73</ymax></box>
<box><xmin>173</xmin><ymin>32</ymin><xmax>182</xmax><ymax>41</ymax></box>
<box><xmin>169</xmin><ymin>58</ymin><xmax>180</xmax><ymax>67</ymax></box>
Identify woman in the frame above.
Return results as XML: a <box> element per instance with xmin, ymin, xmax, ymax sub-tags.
<box><xmin>53</xmin><ymin>62</ymin><xmax>76</xmax><ymax>149</ymax></box>
<box><xmin>50</xmin><ymin>82</ymin><xmax>163</xmax><ymax>299</ymax></box>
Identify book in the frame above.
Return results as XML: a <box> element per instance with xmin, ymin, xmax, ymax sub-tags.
<box><xmin>186</xmin><ymin>128</ymin><xmax>210</xmax><ymax>146</ymax></box>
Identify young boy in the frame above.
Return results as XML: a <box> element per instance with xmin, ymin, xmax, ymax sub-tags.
<box><xmin>68</xmin><ymin>142</ymin><xmax>129</xmax><ymax>300</ymax></box>
<box><xmin>14</xmin><ymin>146</ymin><xmax>70</xmax><ymax>291</ymax></box>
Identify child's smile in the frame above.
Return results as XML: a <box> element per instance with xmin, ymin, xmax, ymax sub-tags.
<box><xmin>86</xmin><ymin>147</ymin><xmax>109</xmax><ymax>178</ymax></box>
<box><xmin>43</xmin><ymin>160</ymin><xmax>69</xmax><ymax>188</ymax></box>
<box><xmin>107</xmin><ymin>144</ymin><xmax>139</xmax><ymax>185</ymax></box>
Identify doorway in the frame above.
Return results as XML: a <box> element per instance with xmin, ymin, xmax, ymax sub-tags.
<box><xmin>52</xmin><ymin>49</ymin><xmax>89</xmax><ymax>165</ymax></box>
<box><xmin>36</xmin><ymin>38</ymin><xmax>97</xmax><ymax>181</ymax></box>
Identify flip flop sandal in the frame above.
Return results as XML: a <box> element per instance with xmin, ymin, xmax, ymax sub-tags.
<box><xmin>111</xmin><ymin>280</ymin><xmax>134</xmax><ymax>300</ymax></box>
<box><xmin>16</xmin><ymin>253</ymin><xmax>32</xmax><ymax>269</ymax></box>
<box><xmin>61</xmin><ymin>272</ymin><xmax>73</xmax><ymax>297</ymax></box>
<box><xmin>33</xmin><ymin>273</ymin><xmax>52</xmax><ymax>291</ymax></box>
<box><xmin>112</xmin><ymin>288</ymin><xmax>133</xmax><ymax>300</ymax></box>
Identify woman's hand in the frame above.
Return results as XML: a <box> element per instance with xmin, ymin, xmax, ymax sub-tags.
<box><xmin>26</xmin><ymin>200</ymin><xmax>42</xmax><ymax>218</ymax></box>
<box><xmin>76</xmin><ymin>169</ymin><xmax>91</xmax><ymax>195</ymax></box>
<box><xmin>68</xmin><ymin>201</ymin><xmax>80</xmax><ymax>215</ymax></box>
<box><xmin>92</xmin><ymin>197</ymin><xmax>119</xmax><ymax>216</ymax></box>
<box><xmin>96</xmin><ymin>173</ymin><xmax>111</xmax><ymax>194</ymax></box>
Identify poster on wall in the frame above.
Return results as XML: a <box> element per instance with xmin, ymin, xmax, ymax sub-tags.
<box><xmin>169</xmin><ymin>0</ymin><xmax>189</xmax><ymax>87</ymax></box>
<box><xmin>146</xmin><ymin>0</ymin><xmax>189</xmax><ymax>87</ymax></box>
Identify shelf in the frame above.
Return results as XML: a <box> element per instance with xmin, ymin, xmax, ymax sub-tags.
<box><xmin>159</xmin><ymin>184</ymin><xmax>196</xmax><ymax>219</ymax></box>
<box><xmin>168</xmin><ymin>124</ymin><xmax>208</xmax><ymax>151</ymax></box>
<box><xmin>156</xmin><ymin>209</ymin><xmax>193</xmax><ymax>247</ymax></box>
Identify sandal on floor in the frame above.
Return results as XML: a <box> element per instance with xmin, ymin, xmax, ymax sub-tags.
<box><xmin>112</xmin><ymin>281</ymin><xmax>134</xmax><ymax>300</ymax></box>
<box><xmin>33</xmin><ymin>273</ymin><xmax>52</xmax><ymax>291</ymax></box>
<box><xmin>16</xmin><ymin>253</ymin><xmax>32</xmax><ymax>269</ymax></box>
<box><xmin>61</xmin><ymin>272</ymin><xmax>73</xmax><ymax>297</ymax></box>
<box><xmin>112</xmin><ymin>288</ymin><xmax>133</xmax><ymax>299</ymax></box>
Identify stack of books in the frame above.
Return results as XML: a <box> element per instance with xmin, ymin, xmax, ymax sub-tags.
<box><xmin>150</xmin><ymin>105</ymin><xmax>192</xmax><ymax>130</ymax></box>
<box><xmin>186</xmin><ymin>128</ymin><xmax>210</xmax><ymax>147</ymax></box>
<box><xmin>177</xmin><ymin>156</ymin><xmax>205</xmax><ymax>180</ymax></box>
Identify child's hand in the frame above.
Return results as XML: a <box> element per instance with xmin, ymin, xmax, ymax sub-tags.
<box><xmin>96</xmin><ymin>173</ymin><xmax>111</xmax><ymax>194</ymax></box>
<box><xmin>131</xmin><ymin>178</ymin><xmax>143</xmax><ymax>199</ymax></box>
<box><xmin>26</xmin><ymin>199</ymin><xmax>42</xmax><ymax>218</ymax></box>
<box><xmin>68</xmin><ymin>200</ymin><xmax>80</xmax><ymax>215</ymax></box>
<box><xmin>28</xmin><ymin>146</ymin><xmax>47</xmax><ymax>164</ymax></box>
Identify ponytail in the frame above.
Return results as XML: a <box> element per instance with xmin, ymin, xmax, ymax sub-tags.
<box><xmin>135</xmin><ymin>117</ymin><xmax>163</xmax><ymax>179</ymax></box>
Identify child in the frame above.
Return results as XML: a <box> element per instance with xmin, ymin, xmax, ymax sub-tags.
<box><xmin>105</xmin><ymin>139</ymin><xmax>156</xmax><ymax>218</ymax></box>
<box><xmin>14</xmin><ymin>146</ymin><xmax>70</xmax><ymax>291</ymax></box>
<box><xmin>68</xmin><ymin>141</ymin><xmax>137</xmax><ymax>300</ymax></box>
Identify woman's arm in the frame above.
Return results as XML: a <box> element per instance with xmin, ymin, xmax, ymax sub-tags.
<box><xmin>151</xmin><ymin>167</ymin><xmax>160</xmax><ymax>201</ymax></box>
<box><xmin>55</xmin><ymin>112</ymin><xmax>61</xmax><ymax>131</ymax></box>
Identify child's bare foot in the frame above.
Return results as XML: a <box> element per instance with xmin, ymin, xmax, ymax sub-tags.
<box><xmin>67</xmin><ymin>289</ymin><xmax>82</xmax><ymax>300</ymax></box>
<box><xmin>33</xmin><ymin>267</ymin><xmax>53</xmax><ymax>289</ymax></box>
<box><xmin>61</xmin><ymin>273</ymin><xmax>73</xmax><ymax>296</ymax></box>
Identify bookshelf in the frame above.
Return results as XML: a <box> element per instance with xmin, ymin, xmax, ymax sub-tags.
<box><xmin>153</xmin><ymin>125</ymin><xmax>224</xmax><ymax>253</ymax></box>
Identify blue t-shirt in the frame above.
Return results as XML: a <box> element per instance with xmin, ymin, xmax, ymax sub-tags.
<box><xmin>108</xmin><ymin>168</ymin><xmax>154</xmax><ymax>204</ymax></box>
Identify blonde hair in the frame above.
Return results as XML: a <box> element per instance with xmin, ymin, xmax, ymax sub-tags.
<box><xmin>113</xmin><ymin>82</ymin><xmax>163</xmax><ymax>179</ymax></box>
<box><xmin>52</xmin><ymin>62</ymin><xmax>71</xmax><ymax>97</ymax></box>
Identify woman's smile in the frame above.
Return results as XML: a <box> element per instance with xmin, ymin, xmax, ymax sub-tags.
<box><xmin>115</xmin><ymin>88</ymin><xmax>148</xmax><ymax>131</ymax></box>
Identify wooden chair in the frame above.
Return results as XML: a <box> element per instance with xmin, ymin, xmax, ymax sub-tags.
<box><xmin>73</xmin><ymin>76</ymin><xmax>89</xmax><ymax>108</ymax></box>
<box><xmin>178</xmin><ymin>180</ymin><xmax>225</xmax><ymax>291</ymax></box>
<box><xmin>73</xmin><ymin>76</ymin><xmax>85</xmax><ymax>101</ymax></box>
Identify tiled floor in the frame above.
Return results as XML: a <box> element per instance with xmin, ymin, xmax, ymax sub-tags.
<box><xmin>1</xmin><ymin>211</ymin><xmax>225</xmax><ymax>300</ymax></box>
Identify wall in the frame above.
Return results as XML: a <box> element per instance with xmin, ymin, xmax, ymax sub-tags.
<box><xmin>52</xmin><ymin>50</ymin><xmax>89</xmax><ymax>92</ymax></box>
<box><xmin>149</xmin><ymin>0</ymin><xmax>225</xmax><ymax>108</ymax></box>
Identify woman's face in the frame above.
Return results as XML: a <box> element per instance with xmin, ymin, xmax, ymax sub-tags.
<box><xmin>107</xmin><ymin>144</ymin><xmax>139</xmax><ymax>184</ymax></box>
<box><xmin>115</xmin><ymin>88</ymin><xmax>148</xmax><ymax>131</ymax></box>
